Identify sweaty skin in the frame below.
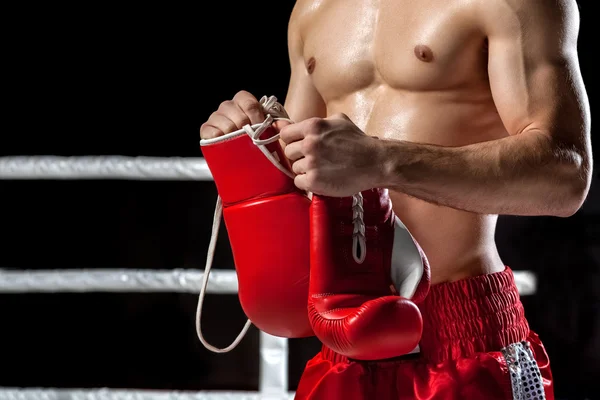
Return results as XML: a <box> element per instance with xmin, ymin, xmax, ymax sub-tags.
<box><xmin>283</xmin><ymin>0</ymin><xmax>591</xmax><ymax>283</ymax></box>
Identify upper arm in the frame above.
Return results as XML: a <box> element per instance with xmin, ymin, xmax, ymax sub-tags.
<box><xmin>283</xmin><ymin>1</ymin><xmax>327</xmax><ymax>122</ymax></box>
<box><xmin>483</xmin><ymin>0</ymin><xmax>590</xmax><ymax>155</ymax></box>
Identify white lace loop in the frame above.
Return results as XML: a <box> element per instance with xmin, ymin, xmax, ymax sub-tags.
<box><xmin>243</xmin><ymin>96</ymin><xmax>295</xmax><ymax>180</ymax></box>
<box><xmin>259</xmin><ymin>95</ymin><xmax>290</xmax><ymax>120</ymax></box>
<box><xmin>196</xmin><ymin>95</ymin><xmax>295</xmax><ymax>353</ymax></box>
<box><xmin>352</xmin><ymin>193</ymin><xmax>367</xmax><ymax>264</ymax></box>
<box><xmin>195</xmin><ymin>196</ymin><xmax>252</xmax><ymax>353</ymax></box>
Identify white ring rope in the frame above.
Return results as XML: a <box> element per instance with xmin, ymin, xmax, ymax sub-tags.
<box><xmin>0</xmin><ymin>268</ymin><xmax>537</xmax><ymax>295</ymax></box>
<box><xmin>0</xmin><ymin>268</ymin><xmax>291</xmax><ymax>398</ymax></box>
<box><xmin>0</xmin><ymin>156</ymin><xmax>212</xmax><ymax>180</ymax></box>
<box><xmin>0</xmin><ymin>269</ymin><xmax>238</xmax><ymax>293</ymax></box>
<box><xmin>0</xmin><ymin>388</ymin><xmax>295</xmax><ymax>400</ymax></box>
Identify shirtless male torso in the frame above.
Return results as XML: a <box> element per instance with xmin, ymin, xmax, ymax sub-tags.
<box><xmin>282</xmin><ymin>0</ymin><xmax>590</xmax><ymax>283</ymax></box>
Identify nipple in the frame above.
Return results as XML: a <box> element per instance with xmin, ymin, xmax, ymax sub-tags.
<box><xmin>306</xmin><ymin>57</ymin><xmax>317</xmax><ymax>74</ymax></box>
<box><xmin>414</xmin><ymin>45</ymin><xmax>434</xmax><ymax>62</ymax></box>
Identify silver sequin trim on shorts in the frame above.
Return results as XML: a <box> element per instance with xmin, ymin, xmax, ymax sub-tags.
<box><xmin>501</xmin><ymin>341</ymin><xmax>546</xmax><ymax>400</ymax></box>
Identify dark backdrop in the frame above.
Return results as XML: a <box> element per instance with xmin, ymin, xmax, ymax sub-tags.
<box><xmin>1</xmin><ymin>2</ymin><xmax>598</xmax><ymax>399</ymax></box>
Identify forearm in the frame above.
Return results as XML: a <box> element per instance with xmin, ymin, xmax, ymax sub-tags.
<box><xmin>378</xmin><ymin>131</ymin><xmax>590</xmax><ymax>217</ymax></box>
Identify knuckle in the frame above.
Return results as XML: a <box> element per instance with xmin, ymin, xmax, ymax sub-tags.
<box><xmin>199</xmin><ymin>124</ymin><xmax>221</xmax><ymax>139</ymax></box>
<box><xmin>301</xmin><ymin>140</ymin><xmax>312</xmax><ymax>154</ymax></box>
<box><xmin>207</xmin><ymin>112</ymin><xmax>237</xmax><ymax>134</ymax></box>
<box><xmin>306</xmin><ymin>172</ymin><xmax>318</xmax><ymax>188</ymax></box>
<box><xmin>279</xmin><ymin>126</ymin><xmax>291</xmax><ymax>142</ymax></box>
<box><xmin>292</xmin><ymin>161</ymin><xmax>302</xmax><ymax>174</ymax></box>
<box><xmin>307</xmin><ymin>117</ymin><xmax>320</xmax><ymax>128</ymax></box>
<box><xmin>236</xmin><ymin>114</ymin><xmax>251</xmax><ymax>126</ymax></box>
<box><xmin>199</xmin><ymin>125</ymin><xmax>207</xmax><ymax>138</ymax></box>
<box><xmin>200</xmin><ymin>132</ymin><xmax>218</xmax><ymax>140</ymax></box>
<box><xmin>234</xmin><ymin>90</ymin><xmax>253</xmax><ymax>99</ymax></box>
<box><xmin>302</xmin><ymin>135</ymin><xmax>318</xmax><ymax>152</ymax></box>
<box><xmin>304</xmin><ymin>156</ymin><xmax>316</xmax><ymax>170</ymax></box>
<box><xmin>217</xmin><ymin>100</ymin><xmax>233</xmax><ymax>112</ymax></box>
<box><xmin>307</xmin><ymin>118</ymin><xmax>325</xmax><ymax>133</ymax></box>
<box><xmin>234</xmin><ymin>91</ymin><xmax>259</xmax><ymax>108</ymax></box>
<box><xmin>207</xmin><ymin>112</ymin><xmax>224</xmax><ymax>125</ymax></box>
<box><xmin>240</xmin><ymin>99</ymin><xmax>260</xmax><ymax>113</ymax></box>
<box><xmin>224</xmin><ymin>120</ymin><xmax>237</xmax><ymax>131</ymax></box>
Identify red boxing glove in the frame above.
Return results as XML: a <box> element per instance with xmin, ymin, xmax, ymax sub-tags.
<box><xmin>197</xmin><ymin>96</ymin><xmax>313</xmax><ymax>353</ymax></box>
<box><xmin>309</xmin><ymin>189</ymin><xmax>430</xmax><ymax>360</ymax></box>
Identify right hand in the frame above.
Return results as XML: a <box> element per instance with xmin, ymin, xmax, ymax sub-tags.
<box><xmin>200</xmin><ymin>91</ymin><xmax>266</xmax><ymax>140</ymax></box>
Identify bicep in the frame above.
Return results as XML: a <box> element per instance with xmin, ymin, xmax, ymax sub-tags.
<box><xmin>485</xmin><ymin>0</ymin><xmax>589</xmax><ymax>149</ymax></box>
<box><xmin>284</xmin><ymin>63</ymin><xmax>327</xmax><ymax>122</ymax></box>
<box><xmin>283</xmin><ymin>1</ymin><xmax>326</xmax><ymax>123</ymax></box>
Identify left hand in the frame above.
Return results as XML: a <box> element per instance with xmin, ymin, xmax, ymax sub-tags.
<box><xmin>279</xmin><ymin>113</ymin><xmax>385</xmax><ymax>197</ymax></box>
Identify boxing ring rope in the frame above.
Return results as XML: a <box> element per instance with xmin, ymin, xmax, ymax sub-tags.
<box><xmin>0</xmin><ymin>268</ymin><xmax>537</xmax><ymax>296</ymax></box>
<box><xmin>0</xmin><ymin>156</ymin><xmax>212</xmax><ymax>180</ymax></box>
<box><xmin>0</xmin><ymin>156</ymin><xmax>537</xmax><ymax>400</ymax></box>
<box><xmin>0</xmin><ymin>269</ymin><xmax>239</xmax><ymax>294</ymax></box>
<box><xmin>0</xmin><ymin>389</ymin><xmax>294</xmax><ymax>400</ymax></box>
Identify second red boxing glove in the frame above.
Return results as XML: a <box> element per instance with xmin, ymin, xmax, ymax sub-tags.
<box><xmin>309</xmin><ymin>189</ymin><xmax>430</xmax><ymax>360</ymax></box>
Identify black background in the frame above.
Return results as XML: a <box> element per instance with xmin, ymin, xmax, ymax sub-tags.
<box><xmin>1</xmin><ymin>1</ymin><xmax>598</xmax><ymax>399</ymax></box>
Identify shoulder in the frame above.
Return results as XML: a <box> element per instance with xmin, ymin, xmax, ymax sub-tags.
<box><xmin>289</xmin><ymin>0</ymin><xmax>329</xmax><ymax>32</ymax></box>
<box><xmin>476</xmin><ymin>0</ymin><xmax>579</xmax><ymax>16</ymax></box>
<box><xmin>288</xmin><ymin>0</ymin><xmax>327</xmax><ymax>50</ymax></box>
<box><xmin>475</xmin><ymin>0</ymin><xmax>580</xmax><ymax>36</ymax></box>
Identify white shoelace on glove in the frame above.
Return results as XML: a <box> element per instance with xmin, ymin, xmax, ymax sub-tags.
<box><xmin>196</xmin><ymin>96</ymin><xmax>294</xmax><ymax>353</ymax></box>
<box><xmin>352</xmin><ymin>193</ymin><xmax>367</xmax><ymax>264</ymax></box>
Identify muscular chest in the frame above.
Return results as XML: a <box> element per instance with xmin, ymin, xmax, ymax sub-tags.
<box><xmin>302</xmin><ymin>0</ymin><xmax>486</xmax><ymax>100</ymax></box>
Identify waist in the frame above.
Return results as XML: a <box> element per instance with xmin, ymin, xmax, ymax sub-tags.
<box><xmin>390</xmin><ymin>194</ymin><xmax>501</xmax><ymax>281</ymax></box>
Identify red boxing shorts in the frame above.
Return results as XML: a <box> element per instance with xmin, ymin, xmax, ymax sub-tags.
<box><xmin>295</xmin><ymin>267</ymin><xmax>554</xmax><ymax>399</ymax></box>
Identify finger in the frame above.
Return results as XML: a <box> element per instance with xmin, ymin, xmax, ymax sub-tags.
<box><xmin>205</xmin><ymin>113</ymin><xmax>238</xmax><ymax>135</ymax></box>
<box><xmin>279</xmin><ymin>123</ymin><xmax>307</xmax><ymax>145</ymax></box>
<box><xmin>273</xmin><ymin>119</ymin><xmax>293</xmax><ymax>132</ymax></box>
<box><xmin>294</xmin><ymin>174</ymin><xmax>309</xmax><ymax>192</ymax></box>
<box><xmin>291</xmin><ymin>158</ymin><xmax>309</xmax><ymax>175</ymax></box>
<box><xmin>284</xmin><ymin>141</ymin><xmax>304</xmax><ymax>162</ymax></box>
<box><xmin>217</xmin><ymin>101</ymin><xmax>251</xmax><ymax>129</ymax></box>
<box><xmin>200</xmin><ymin>123</ymin><xmax>223</xmax><ymax>140</ymax></box>
<box><xmin>233</xmin><ymin>91</ymin><xmax>264</xmax><ymax>124</ymax></box>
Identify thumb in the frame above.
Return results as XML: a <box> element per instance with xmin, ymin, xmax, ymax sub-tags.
<box><xmin>273</xmin><ymin>119</ymin><xmax>293</xmax><ymax>132</ymax></box>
